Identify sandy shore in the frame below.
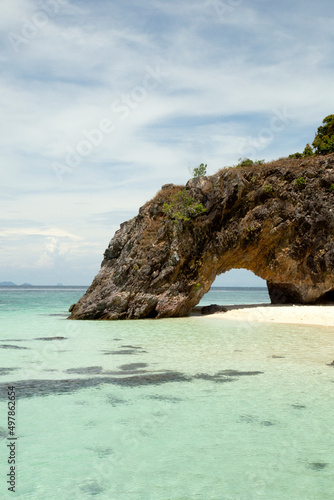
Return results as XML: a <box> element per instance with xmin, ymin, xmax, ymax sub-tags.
<box><xmin>193</xmin><ymin>304</ymin><xmax>334</xmax><ymax>327</ymax></box>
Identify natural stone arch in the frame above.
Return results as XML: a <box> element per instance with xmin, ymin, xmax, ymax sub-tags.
<box><xmin>69</xmin><ymin>155</ymin><xmax>334</xmax><ymax>320</ymax></box>
<box><xmin>211</xmin><ymin>268</ymin><xmax>266</xmax><ymax>288</ymax></box>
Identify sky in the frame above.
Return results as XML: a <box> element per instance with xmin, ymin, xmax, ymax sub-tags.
<box><xmin>1</xmin><ymin>0</ymin><xmax>334</xmax><ymax>286</ymax></box>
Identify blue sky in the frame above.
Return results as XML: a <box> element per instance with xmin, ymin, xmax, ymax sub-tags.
<box><xmin>1</xmin><ymin>0</ymin><xmax>334</xmax><ymax>286</ymax></box>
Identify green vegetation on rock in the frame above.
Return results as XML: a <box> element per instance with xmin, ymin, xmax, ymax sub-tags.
<box><xmin>162</xmin><ymin>189</ymin><xmax>206</xmax><ymax>224</ymax></box>
<box><xmin>294</xmin><ymin>176</ymin><xmax>306</xmax><ymax>188</ymax></box>
<box><xmin>192</xmin><ymin>163</ymin><xmax>207</xmax><ymax>178</ymax></box>
<box><xmin>312</xmin><ymin>115</ymin><xmax>334</xmax><ymax>155</ymax></box>
<box><xmin>289</xmin><ymin>115</ymin><xmax>334</xmax><ymax>158</ymax></box>
<box><xmin>303</xmin><ymin>143</ymin><xmax>314</xmax><ymax>156</ymax></box>
<box><xmin>263</xmin><ymin>184</ymin><xmax>273</xmax><ymax>193</ymax></box>
<box><xmin>236</xmin><ymin>158</ymin><xmax>265</xmax><ymax>168</ymax></box>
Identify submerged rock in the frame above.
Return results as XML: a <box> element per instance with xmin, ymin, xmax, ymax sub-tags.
<box><xmin>201</xmin><ymin>304</ymin><xmax>227</xmax><ymax>315</ymax></box>
<box><xmin>34</xmin><ymin>337</ymin><xmax>67</xmax><ymax>341</ymax></box>
<box><xmin>69</xmin><ymin>154</ymin><xmax>334</xmax><ymax>320</ymax></box>
<box><xmin>308</xmin><ymin>462</ymin><xmax>328</xmax><ymax>471</ymax></box>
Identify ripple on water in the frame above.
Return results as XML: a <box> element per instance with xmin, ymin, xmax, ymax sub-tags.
<box><xmin>118</xmin><ymin>363</ymin><xmax>148</xmax><ymax>371</ymax></box>
<box><xmin>239</xmin><ymin>415</ymin><xmax>276</xmax><ymax>427</ymax></box>
<box><xmin>146</xmin><ymin>395</ymin><xmax>183</xmax><ymax>403</ymax></box>
<box><xmin>0</xmin><ymin>368</ymin><xmax>18</xmax><ymax>375</ymax></box>
<box><xmin>0</xmin><ymin>427</ymin><xmax>8</xmax><ymax>439</ymax></box>
<box><xmin>121</xmin><ymin>345</ymin><xmax>143</xmax><ymax>349</ymax></box>
<box><xmin>106</xmin><ymin>395</ymin><xmax>129</xmax><ymax>406</ymax></box>
<box><xmin>217</xmin><ymin>369</ymin><xmax>264</xmax><ymax>376</ymax></box>
<box><xmin>34</xmin><ymin>337</ymin><xmax>67</xmax><ymax>341</ymax></box>
<box><xmin>80</xmin><ymin>480</ymin><xmax>104</xmax><ymax>496</ymax></box>
<box><xmin>102</xmin><ymin>349</ymin><xmax>146</xmax><ymax>355</ymax></box>
<box><xmin>0</xmin><ymin>344</ymin><xmax>30</xmax><ymax>350</ymax></box>
<box><xmin>194</xmin><ymin>369</ymin><xmax>263</xmax><ymax>383</ymax></box>
<box><xmin>87</xmin><ymin>446</ymin><xmax>114</xmax><ymax>458</ymax></box>
<box><xmin>65</xmin><ymin>366</ymin><xmax>104</xmax><ymax>375</ymax></box>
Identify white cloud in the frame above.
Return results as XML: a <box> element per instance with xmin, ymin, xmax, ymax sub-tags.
<box><xmin>0</xmin><ymin>227</ymin><xmax>81</xmax><ymax>239</ymax></box>
<box><xmin>1</xmin><ymin>0</ymin><xmax>334</xmax><ymax>284</ymax></box>
<box><xmin>0</xmin><ymin>0</ymin><xmax>35</xmax><ymax>31</ymax></box>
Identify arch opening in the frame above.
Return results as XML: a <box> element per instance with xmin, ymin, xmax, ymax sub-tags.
<box><xmin>198</xmin><ymin>269</ymin><xmax>270</xmax><ymax>309</ymax></box>
<box><xmin>212</xmin><ymin>269</ymin><xmax>266</xmax><ymax>288</ymax></box>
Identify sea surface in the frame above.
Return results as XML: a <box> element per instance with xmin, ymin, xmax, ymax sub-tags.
<box><xmin>0</xmin><ymin>286</ymin><xmax>333</xmax><ymax>500</ymax></box>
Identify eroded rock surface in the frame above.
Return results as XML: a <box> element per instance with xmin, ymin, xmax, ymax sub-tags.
<box><xmin>69</xmin><ymin>155</ymin><xmax>334</xmax><ymax>319</ymax></box>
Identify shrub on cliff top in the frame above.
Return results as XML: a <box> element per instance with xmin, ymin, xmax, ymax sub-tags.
<box><xmin>162</xmin><ymin>189</ymin><xmax>206</xmax><ymax>224</ymax></box>
<box><xmin>312</xmin><ymin>115</ymin><xmax>334</xmax><ymax>155</ymax></box>
<box><xmin>236</xmin><ymin>158</ymin><xmax>265</xmax><ymax>167</ymax></box>
<box><xmin>289</xmin><ymin>144</ymin><xmax>314</xmax><ymax>159</ymax></box>
<box><xmin>289</xmin><ymin>115</ymin><xmax>334</xmax><ymax>158</ymax></box>
<box><xmin>303</xmin><ymin>143</ymin><xmax>314</xmax><ymax>156</ymax></box>
<box><xmin>192</xmin><ymin>163</ymin><xmax>207</xmax><ymax>178</ymax></box>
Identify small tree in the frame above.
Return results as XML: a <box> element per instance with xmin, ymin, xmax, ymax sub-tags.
<box><xmin>289</xmin><ymin>143</ymin><xmax>314</xmax><ymax>159</ymax></box>
<box><xmin>162</xmin><ymin>189</ymin><xmax>206</xmax><ymax>224</ymax></box>
<box><xmin>312</xmin><ymin>114</ymin><xmax>334</xmax><ymax>155</ymax></box>
<box><xmin>302</xmin><ymin>143</ymin><xmax>314</xmax><ymax>156</ymax></box>
<box><xmin>192</xmin><ymin>163</ymin><xmax>207</xmax><ymax>178</ymax></box>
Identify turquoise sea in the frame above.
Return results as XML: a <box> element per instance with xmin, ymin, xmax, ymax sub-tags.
<box><xmin>0</xmin><ymin>286</ymin><xmax>334</xmax><ymax>500</ymax></box>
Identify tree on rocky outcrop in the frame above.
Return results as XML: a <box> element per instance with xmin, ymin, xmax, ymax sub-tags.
<box><xmin>302</xmin><ymin>143</ymin><xmax>314</xmax><ymax>156</ymax></box>
<box><xmin>312</xmin><ymin>114</ymin><xmax>334</xmax><ymax>155</ymax></box>
<box><xmin>289</xmin><ymin>143</ymin><xmax>315</xmax><ymax>159</ymax></box>
<box><xmin>289</xmin><ymin>115</ymin><xmax>334</xmax><ymax>158</ymax></box>
<box><xmin>192</xmin><ymin>163</ymin><xmax>207</xmax><ymax>178</ymax></box>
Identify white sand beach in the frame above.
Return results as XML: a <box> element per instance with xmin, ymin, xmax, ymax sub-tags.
<box><xmin>197</xmin><ymin>304</ymin><xmax>334</xmax><ymax>327</ymax></box>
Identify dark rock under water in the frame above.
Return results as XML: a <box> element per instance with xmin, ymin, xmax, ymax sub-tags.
<box><xmin>0</xmin><ymin>368</ymin><xmax>264</xmax><ymax>399</ymax></box>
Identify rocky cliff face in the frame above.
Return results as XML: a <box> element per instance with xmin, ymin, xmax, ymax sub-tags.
<box><xmin>69</xmin><ymin>154</ymin><xmax>334</xmax><ymax>320</ymax></box>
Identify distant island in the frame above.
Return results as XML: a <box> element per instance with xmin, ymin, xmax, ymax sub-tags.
<box><xmin>0</xmin><ymin>282</ymin><xmax>86</xmax><ymax>288</ymax></box>
<box><xmin>0</xmin><ymin>282</ymin><xmax>33</xmax><ymax>287</ymax></box>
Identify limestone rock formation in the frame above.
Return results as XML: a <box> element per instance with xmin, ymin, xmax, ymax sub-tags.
<box><xmin>69</xmin><ymin>154</ymin><xmax>334</xmax><ymax>320</ymax></box>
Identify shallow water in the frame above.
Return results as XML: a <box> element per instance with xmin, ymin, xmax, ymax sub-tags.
<box><xmin>0</xmin><ymin>287</ymin><xmax>333</xmax><ymax>499</ymax></box>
